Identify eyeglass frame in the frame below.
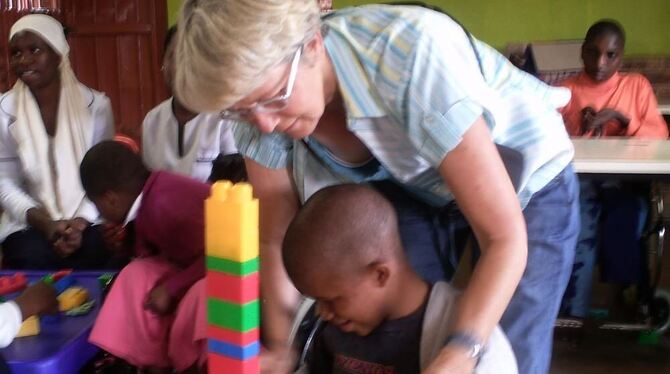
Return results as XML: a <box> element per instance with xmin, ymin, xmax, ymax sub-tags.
<box><xmin>220</xmin><ymin>47</ymin><xmax>302</xmax><ymax>120</ymax></box>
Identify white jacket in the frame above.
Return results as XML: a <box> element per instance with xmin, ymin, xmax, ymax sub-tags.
<box><xmin>0</xmin><ymin>85</ymin><xmax>114</xmax><ymax>241</ymax></box>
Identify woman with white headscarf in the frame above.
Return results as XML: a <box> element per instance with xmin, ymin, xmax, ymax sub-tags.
<box><xmin>0</xmin><ymin>14</ymin><xmax>116</xmax><ymax>269</ymax></box>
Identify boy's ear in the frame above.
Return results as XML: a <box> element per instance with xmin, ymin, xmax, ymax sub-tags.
<box><xmin>368</xmin><ymin>262</ymin><xmax>390</xmax><ymax>288</ymax></box>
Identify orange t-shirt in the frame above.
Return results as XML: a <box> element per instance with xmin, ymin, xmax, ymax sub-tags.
<box><xmin>559</xmin><ymin>72</ymin><xmax>668</xmax><ymax>139</ymax></box>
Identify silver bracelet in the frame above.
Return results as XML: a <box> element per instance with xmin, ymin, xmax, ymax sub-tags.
<box><xmin>444</xmin><ymin>332</ymin><xmax>485</xmax><ymax>362</ymax></box>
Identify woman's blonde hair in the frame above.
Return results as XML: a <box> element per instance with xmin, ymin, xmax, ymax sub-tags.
<box><xmin>174</xmin><ymin>0</ymin><xmax>321</xmax><ymax>112</ymax></box>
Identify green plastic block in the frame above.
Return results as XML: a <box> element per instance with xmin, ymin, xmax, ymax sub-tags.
<box><xmin>98</xmin><ymin>273</ymin><xmax>115</xmax><ymax>292</ymax></box>
<box><xmin>208</xmin><ymin>298</ymin><xmax>260</xmax><ymax>332</ymax></box>
<box><xmin>206</xmin><ymin>256</ymin><xmax>259</xmax><ymax>276</ymax></box>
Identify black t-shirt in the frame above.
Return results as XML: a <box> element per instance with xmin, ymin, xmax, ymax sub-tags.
<box><xmin>307</xmin><ymin>297</ymin><xmax>428</xmax><ymax>374</ymax></box>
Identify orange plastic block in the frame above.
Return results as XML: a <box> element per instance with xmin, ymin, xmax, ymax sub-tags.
<box><xmin>205</xmin><ymin>182</ymin><xmax>259</xmax><ymax>262</ymax></box>
<box><xmin>207</xmin><ymin>325</ymin><xmax>259</xmax><ymax>346</ymax></box>
<box><xmin>207</xmin><ymin>271</ymin><xmax>259</xmax><ymax>304</ymax></box>
<box><xmin>58</xmin><ymin>287</ymin><xmax>89</xmax><ymax>312</ymax></box>
<box><xmin>17</xmin><ymin>316</ymin><xmax>40</xmax><ymax>337</ymax></box>
<box><xmin>209</xmin><ymin>352</ymin><xmax>259</xmax><ymax>374</ymax></box>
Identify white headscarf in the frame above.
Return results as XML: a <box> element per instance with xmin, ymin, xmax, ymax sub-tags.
<box><xmin>9</xmin><ymin>14</ymin><xmax>93</xmax><ymax>220</ymax></box>
<box><xmin>10</xmin><ymin>14</ymin><xmax>70</xmax><ymax>56</ymax></box>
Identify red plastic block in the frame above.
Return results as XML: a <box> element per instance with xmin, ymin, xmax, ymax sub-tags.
<box><xmin>208</xmin><ymin>325</ymin><xmax>259</xmax><ymax>346</ymax></box>
<box><xmin>207</xmin><ymin>271</ymin><xmax>259</xmax><ymax>304</ymax></box>
<box><xmin>209</xmin><ymin>352</ymin><xmax>259</xmax><ymax>374</ymax></box>
<box><xmin>0</xmin><ymin>273</ymin><xmax>27</xmax><ymax>296</ymax></box>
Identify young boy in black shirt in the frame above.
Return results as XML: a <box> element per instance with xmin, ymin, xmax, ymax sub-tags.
<box><xmin>283</xmin><ymin>184</ymin><xmax>517</xmax><ymax>373</ymax></box>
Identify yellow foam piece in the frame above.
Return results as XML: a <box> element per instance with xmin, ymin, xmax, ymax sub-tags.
<box><xmin>58</xmin><ymin>287</ymin><xmax>89</xmax><ymax>312</ymax></box>
<box><xmin>206</xmin><ymin>182</ymin><xmax>259</xmax><ymax>262</ymax></box>
<box><xmin>17</xmin><ymin>316</ymin><xmax>40</xmax><ymax>337</ymax></box>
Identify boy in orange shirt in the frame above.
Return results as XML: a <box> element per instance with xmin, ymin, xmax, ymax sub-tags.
<box><xmin>559</xmin><ymin>20</ymin><xmax>667</xmax><ymax>138</ymax></box>
<box><xmin>559</xmin><ymin>20</ymin><xmax>668</xmax><ymax>318</ymax></box>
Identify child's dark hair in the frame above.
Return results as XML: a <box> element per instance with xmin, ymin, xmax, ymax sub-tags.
<box><xmin>585</xmin><ymin>19</ymin><xmax>626</xmax><ymax>48</ymax></box>
<box><xmin>208</xmin><ymin>153</ymin><xmax>248</xmax><ymax>183</ymax></box>
<box><xmin>282</xmin><ymin>184</ymin><xmax>403</xmax><ymax>286</ymax></box>
<box><xmin>80</xmin><ymin>140</ymin><xmax>150</xmax><ymax>199</ymax></box>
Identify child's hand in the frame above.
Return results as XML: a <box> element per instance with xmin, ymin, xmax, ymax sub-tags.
<box><xmin>593</xmin><ymin>108</ymin><xmax>629</xmax><ymax>135</ymax></box>
<box><xmin>144</xmin><ymin>284</ymin><xmax>174</xmax><ymax>315</ymax></box>
<box><xmin>14</xmin><ymin>281</ymin><xmax>59</xmax><ymax>319</ymax></box>
<box><xmin>581</xmin><ymin>107</ymin><xmax>600</xmax><ymax>136</ymax></box>
<box><xmin>581</xmin><ymin>107</ymin><xmax>629</xmax><ymax>137</ymax></box>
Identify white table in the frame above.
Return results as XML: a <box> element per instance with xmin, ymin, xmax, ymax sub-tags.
<box><xmin>569</xmin><ymin>138</ymin><xmax>670</xmax><ymax>332</ymax></box>
<box><xmin>572</xmin><ymin>138</ymin><xmax>670</xmax><ymax>175</ymax></box>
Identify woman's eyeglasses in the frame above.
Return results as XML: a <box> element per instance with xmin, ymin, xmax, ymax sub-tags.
<box><xmin>220</xmin><ymin>47</ymin><xmax>302</xmax><ymax>120</ymax></box>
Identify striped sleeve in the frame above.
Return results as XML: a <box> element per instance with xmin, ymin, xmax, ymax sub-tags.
<box><xmin>389</xmin><ymin>13</ymin><xmax>487</xmax><ymax>166</ymax></box>
<box><xmin>231</xmin><ymin>121</ymin><xmax>293</xmax><ymax>169</ymax></box>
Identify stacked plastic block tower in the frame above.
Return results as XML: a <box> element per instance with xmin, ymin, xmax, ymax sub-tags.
<box><xmin>205</xmin><ymin>181</ymin><xmax>260</xmax><ymax>373</ymax></box>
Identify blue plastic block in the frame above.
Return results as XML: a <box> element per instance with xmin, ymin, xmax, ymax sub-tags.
<box><xmin>207</xmin><ymin>339</ymin><xmax>260</xmax><ymax>360</ymax></box>
<box><xmin>53</xmin><ymin>276</ymin><xmax>76</xmax><ymax>294</ymax></box>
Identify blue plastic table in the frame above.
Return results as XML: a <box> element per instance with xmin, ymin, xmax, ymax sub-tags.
<box><xmin>0</xmin><ymin>271</ymin><xmax>106</xmax><ymax>374</ymax></box>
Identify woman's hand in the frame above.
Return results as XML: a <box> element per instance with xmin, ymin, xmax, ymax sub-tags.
<box><xmin>260</xmin><ymin>345</ymin><xmax>296</xmax><ymax>374</ymax></box>
<box><xmin>26</xmin><ymin>207</ymin><xmax>82</xmax><ymax>255</ymax></box>
<box><xmin>45</xmin><ymin>219</ymin><xmax>70</xmax><ymax>243</ymax></box>
<box><xmin>53</xmin><ymin>217</ymin><xmax>89</xmax><ymax>257</ymax></box>
<box><xmin>422</xmin><ymin>345</ymin><xmax>476</xmax><ymax>374</ymax></box>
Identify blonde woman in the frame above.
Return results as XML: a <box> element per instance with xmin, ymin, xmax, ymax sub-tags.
<box><xmin>0</xmin><ymin>14</ymin><xmax>115</xmax><ymax>269</ymax></box>
<box><xmin>175</xmin><ymin>2</ymin><xmax>578</xmax><ymax>373</ymax></box>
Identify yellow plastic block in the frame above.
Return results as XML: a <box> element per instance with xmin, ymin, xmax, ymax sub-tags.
<box><xmin>58</xmin><ymin>287</ymin><xmax>89</xmax><ymax>312</ymax></box>
<box><xmin>206</xmin><ymin>182</ymin><xmax>259</xmax><ymax>262</ymax></box>
<box><xmin>16</xmin><ymin>316</ymin><xmax>39</xmax><ymax>337</ymax></box>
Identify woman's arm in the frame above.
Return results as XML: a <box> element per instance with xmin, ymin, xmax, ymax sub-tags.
<box><xmin>245</xmin><ymin>158</ymin><xmax>302</xmax><ymax>349</ymax></box>
<box><xmin>425</xmin><ymin>118</ymin><xmax>527</xmax><ymax>372</ymax></box>
<box><xmin>0</xmin><ymin>130</ymin><xmax>40</xmax><ymax>226</ymax></box>
<box><xmin>92</xmin><ymin>94</ymin><xmax>115</xmax><ymax>142</ymax></box>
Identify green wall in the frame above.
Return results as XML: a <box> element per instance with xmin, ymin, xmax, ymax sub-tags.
<box><xmin>336</xmin><ymin>0</ymin><xmax>670</xmax><ymax>55</ymax></box>
<box><xmin>167</xmin><ymin>0</ymin><xmax>181</xmax><ymax>26</ymax></box>
<box><xmin>167</xmin><ymin>0</ymin><xmax>670</xmax><ymax>55</ymax></box>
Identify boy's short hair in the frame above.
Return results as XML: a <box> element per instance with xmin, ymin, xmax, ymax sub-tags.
<box><xmin>80</xmin><ymin>140</ymin><xmax>150</xmax><ymax>199</ymax></box>
<box><xmin>282</xmin><ymin>184</ymin><xmax>403</xmax><ymax>286</ymax></box>
<box><xmin>585</xmin><ymin>19</ymin><xmax>626</xmax><ymax>48</ymax></box>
